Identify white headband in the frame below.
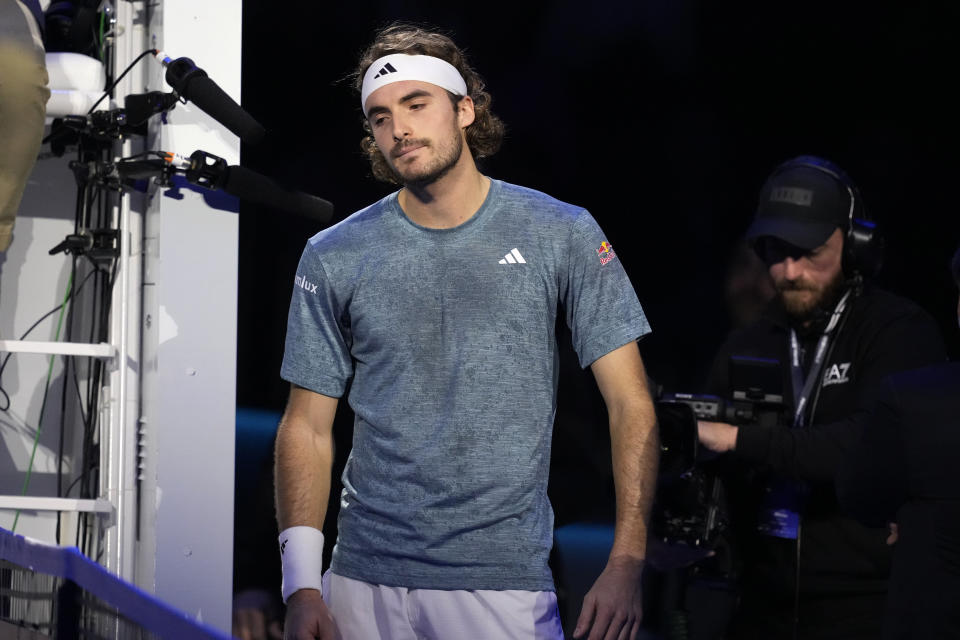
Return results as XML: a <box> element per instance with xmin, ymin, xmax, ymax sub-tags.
<box><xmin>361</xmin><ymin>54</ymin><xmax>468</xmax><ymax>115</ymax></box>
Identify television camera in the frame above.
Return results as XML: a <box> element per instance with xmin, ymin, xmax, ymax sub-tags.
<box><xmin>649</xmin><ymin>356</ymin><xmax>787</xmax><ymax>570</ymax></box>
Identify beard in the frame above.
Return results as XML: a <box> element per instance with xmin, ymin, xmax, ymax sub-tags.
<box><xmin>776</xmin><ymin>269</ymin><xmax>848</xmax><ymax>327</ymax></box>
<box><xmin>386</xmin><ymin>123</ymin><xmax>464</xmax><ymax>187</ymax></box>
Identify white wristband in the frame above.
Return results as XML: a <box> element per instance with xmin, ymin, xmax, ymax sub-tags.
<box><xmin>278</xmin><ymin>526</ymin><xmax>325</xmax><ymax>604</ymax></box>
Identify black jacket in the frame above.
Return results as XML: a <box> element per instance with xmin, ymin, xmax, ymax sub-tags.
<box><xmin>837</xmin><ymin>363</ymin><xmax>960</xmax><ymax>639</ymax></box>
<box><xmin>706</xmin><ymin>286</ymin><xmax>946</xmax><ymax>623</ymax></box>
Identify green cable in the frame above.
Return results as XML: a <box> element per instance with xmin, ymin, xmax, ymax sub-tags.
<box><xmin>11</xmin><ymin>272</ymin><xmax>75</xmax><ymax>534</ymax></box>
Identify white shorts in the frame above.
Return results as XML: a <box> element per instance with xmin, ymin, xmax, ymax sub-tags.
<box><xmin>322</xmin><ymin>571</ymin><xmax>565</xmax><ymax>640</ymax></box>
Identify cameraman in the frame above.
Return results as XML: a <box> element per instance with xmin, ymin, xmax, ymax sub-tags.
<box><xmin>836</xmin><ymin>244</ymin><xmax>960</xmax><ymax>639</ymax></box>
<box><xmin>696</xmin><ymin>156</ymin><xmax>947</xmax><ymax>639</ymax></box>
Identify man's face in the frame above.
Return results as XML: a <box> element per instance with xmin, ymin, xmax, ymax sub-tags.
<box><xmin>364</xmin><ymin>80</ymin><xmax>473</xmax><ymax>186</ymax></box>
<box><xmin>757</xmin><ymin>228</ymin><xmax>846</xmax><ymax>322</ymax></box>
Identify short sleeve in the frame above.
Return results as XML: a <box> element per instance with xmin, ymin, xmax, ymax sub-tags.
<box><xmin>562</xmin><ymin>211</ymin><xmax>651</xmax><ymax>367</ymax></box>
<box><xmin>280</xmin><ymin>241</ymin><xmax>354</xmax><ymax>397</ymax></box>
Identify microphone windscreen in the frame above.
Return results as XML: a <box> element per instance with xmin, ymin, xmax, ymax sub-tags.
<box><xmin>181</xmin><ymin>75</ymin><xmax>266</xmax><ymax>145</ymax></box>
<box><xmin>222</xmin><ymin>165</ymin><xmax>334</xmax><ymax>225</ymax></box>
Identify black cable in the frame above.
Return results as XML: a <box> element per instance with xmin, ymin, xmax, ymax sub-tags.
<box><xmin>84</xmin><ymin>183</ymin><xmax>119</xmax><ymax>558</ymax></box>
<box><xmin>55</xmin><ymin>257</ymin><xmax>81</xmax><ymax>545</ymax></box>
<box><xmin>82</xmin><ymin>268</ymin><xmax>98</xmax><ymax>446</ymax></box>
<box><xmin>65</xmin><ymin>468</ymin><xmax>86</xmax><ymax>497</ymax></box>
<box><xmin>45</xmin><ymin>173</ymin><xmax>116</xmax><ymax>542</ymax></box>
<box><xmin>70</xmin><ymin>363</ymin><xmax>88</xmax><ymax>435</ymax></box>
<box><xmin>89</xmin><ymin>176</ymin><xmax>101</xmax><ymax>228</ymax></box>
<box><xmin>84</xmin><ymin>175</ymin><xmax>97</xmax><ymax>230</ymax></box>
<box><xmin>87</xmin><ymin>48</ymin><xmax>157</xmax><ymax>115</ymax></box>
<box><xmin>69</xmin><ymin>234</ymin><xmax>117</xmax><ymax>537</ymax></box>
<box><xmin>84</xmin><ymin>268</ymin><xmax>104</xmax><ymax>452</ymax></box>
<box><xmin>41</xmin><ymin>48</ymin><xmax>158</xmax><ymax>146</ymax></box>
<box><xmin>19</xmin><ymin>101</ymin><xmax>126</xmax><ymax>551</ymax></box>
<box><xmin>73</xmin><ymin>171</ymin><xmax>84</xmax><ymax>233</ymax></box>
<box><xmin>67</xmin><ymin>151</ymin><xmax>119</xmax><ymax>525</ymax></box>
<box><xmin>0</xmin><ymin>268</ymin><xmax>99</xmax><ymax>412</ymax></box>
<box><xmin>64</xmin><ymin>429</ymin><xmax>104</xmax><ymax>499</ymax></box>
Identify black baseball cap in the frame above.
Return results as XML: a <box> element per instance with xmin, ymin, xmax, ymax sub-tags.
<box><xmin>746</xmin><ymin>162</ymin><xmax>852</xmax><ymax>250</ymax></box>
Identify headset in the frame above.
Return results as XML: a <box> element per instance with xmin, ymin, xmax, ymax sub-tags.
<box><xmin>767</xmin><ymin>155</ymin><xmax>884</xmax><ymax>281</ymax></box>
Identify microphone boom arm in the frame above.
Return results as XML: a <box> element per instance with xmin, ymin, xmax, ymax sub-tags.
<box><xmin>110</xmin><ymin>150</ymin><xmax>334</xmax><ymax>224</ymax></box>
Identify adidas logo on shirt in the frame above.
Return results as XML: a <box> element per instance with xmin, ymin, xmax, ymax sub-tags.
<box><xmin>498</xmin><ymin>248</ymin><xmax>526</xmax><ymax>264</ymax></box>
<box><xmin>373</xmin><ymin>62</ymin><xmax>398</xmax><ymax>79</ymax></box>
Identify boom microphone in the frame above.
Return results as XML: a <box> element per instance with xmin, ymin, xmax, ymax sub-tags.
<box><xmin>155</xmin><ymin>51</ymin><xmax>266</xmax><ymax>145</ymax></box>
<box><xmin>221</xmin><ymin>165</ymin><xmax>334</xmax><ymax>224</ymax></box>
<box><xmin>184</xmin><ymin>150</ymin><xmax>333</xmax><ymax>224</ymax></box>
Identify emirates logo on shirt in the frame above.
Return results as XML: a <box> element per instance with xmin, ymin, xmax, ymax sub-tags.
<box><xmin>295</xmin><ymin>274</ymin><xmax>318</xmax><ymax>294</ymax></box>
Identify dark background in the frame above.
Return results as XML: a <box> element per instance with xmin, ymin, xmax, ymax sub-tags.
<box><xmin>233</xmin><ymin>0</ymin><xmax>960</xmax><ymax>622</ymax></box>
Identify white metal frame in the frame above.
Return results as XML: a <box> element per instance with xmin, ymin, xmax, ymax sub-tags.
<box><xmin>0</xmin><ymin>0</ymin><xmax>238</xmax><ymax>633</ymax></box>
<box><xmin>0</xmin><ymin>0</ymin><xmax>141</xmax><ymax>573</ymax></box>
<box><xmin>99</xmin><ymin>0</ymin><xmax>146</xmax><ymax>588</ymax></box>
<box><xmin>0</xmin><ymin>341</ymin><xmax>115</xmax><ymax>360</ymax></box>
<box><xmin>0</xmin><ymin>496</ymin><xmax>112</xmax><ymax>513</ymax></box>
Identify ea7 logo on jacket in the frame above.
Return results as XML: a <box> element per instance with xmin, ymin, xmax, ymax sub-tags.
<box><xmin>295</xmin><ymin>274</ymin><xmax>318</xmax><ymax>294</ymax></box>
<box><xmin>822</xmin><ymin>362</ymin><xmax>851</xmax><ymax>387</ymax></box>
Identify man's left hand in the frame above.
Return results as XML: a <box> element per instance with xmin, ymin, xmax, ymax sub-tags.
<box><xmin>573</xmin><ymin>556</ymin><xmax>644</xmax><ymax>640</ymax></box>
<box><xmin>887</xmin><ymin>522</ymin><xmax>899</xmax><ymax>545</ymax></box>
<box><xmin>697</xmin><ymin>420</ymin><xmax>738</xmax><ymax>453</ymax></box>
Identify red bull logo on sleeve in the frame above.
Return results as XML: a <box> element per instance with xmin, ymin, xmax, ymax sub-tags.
<box><xmin>596</xmin><ymin>241</ymin><xmax>616</xmax><ymax>265</ymax></box>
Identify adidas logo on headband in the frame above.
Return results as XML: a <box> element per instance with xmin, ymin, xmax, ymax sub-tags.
<box><xmin>361</xmin><ymin>54</ymin><xmax>468</xmax><ymax>115</ymax></box>
<box><xmin>373</xmin><ymin>62</ymin><xmax>398</xmax><ymax>79</ymax></box>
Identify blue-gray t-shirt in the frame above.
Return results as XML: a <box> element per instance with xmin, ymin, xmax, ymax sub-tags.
<box><xmin>281</xmin><ymin>179</ymin><xmax>650</xmax><ymax>591</ymax></box>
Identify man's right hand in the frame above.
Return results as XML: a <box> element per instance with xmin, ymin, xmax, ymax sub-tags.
<box><xmin>283</xmin><ymin>589</ymin><xmax>335</xmax><ymax>640</ymax></box>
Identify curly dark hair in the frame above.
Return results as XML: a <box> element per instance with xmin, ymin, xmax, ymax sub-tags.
<box><xmin>353</xmin><ymin>23</ymin><xmax>505</xmax><ymax>184</ymax></box>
